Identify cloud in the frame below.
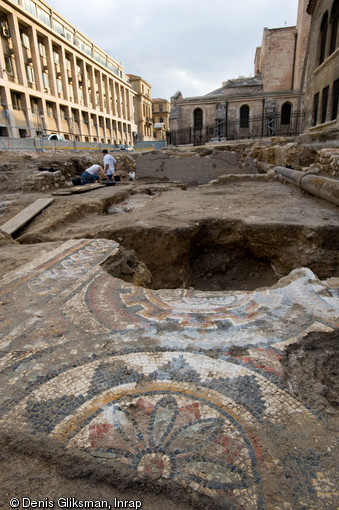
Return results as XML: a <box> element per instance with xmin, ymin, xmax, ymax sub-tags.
<box><xmin>46</xmin><ymin>0</ymin><xmax>299</xmax><ymax>99</ymax></box>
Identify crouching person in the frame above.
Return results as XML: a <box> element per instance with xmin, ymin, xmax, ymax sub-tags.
<box><xmin>81</xmin><ymin>164</ymin><xmax>106</xmax><ymax>184</ymax></box>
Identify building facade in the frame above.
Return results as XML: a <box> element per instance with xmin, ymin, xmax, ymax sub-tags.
<box><xmin>0</xmin><ymin>0</ymin><xmax>137</xmax><ymax>143</ymax></box>
<box><xmin>152</xmin><ymin>97</ymin><xmax>170</xmax><ymax>140</ymax></box>
<box><xmin>303</xmin><ymin>0</ymin><xmax>339</xmax><ymax>134</ymax></box>
<box><xmin>127</xmin><ymin>74</ymin><xmax>154</xmax><ymax>142</ymax></box>
<box><xmin>169</xmin><ymin>0</ymin><xmax>311</xmax><ymax>144</ymax></box>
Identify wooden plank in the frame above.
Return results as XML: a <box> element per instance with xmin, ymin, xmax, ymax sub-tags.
<box><xmin>0</xmin><ymin>198</ymin><xmax>54</xmax><ymax>235</ymax></box>
<box><xmin>51</xmin><ymin>183</ymin><xmax>105</xmax><ymax>196</ymax></box>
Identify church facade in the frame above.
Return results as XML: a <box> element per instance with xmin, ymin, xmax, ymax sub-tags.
<box><xmin>169</xmin><ymin>0</ymin><xmax>312</xmax><ymax>144</ymax></box>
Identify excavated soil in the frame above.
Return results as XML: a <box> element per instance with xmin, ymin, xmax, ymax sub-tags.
<box><xmin>1</xmin><ymin>178</ymin><xmax>337</xmax><ymax>290</ymax></box>
<box><xmin>0</xmin><ymin>146</ymin><xmax>338</xmax><ymax>507</ymax></box>
<box><xmin>283</xmin><ymin>330</ymin><xmax>339</xmax><ymax>416</ymax></box>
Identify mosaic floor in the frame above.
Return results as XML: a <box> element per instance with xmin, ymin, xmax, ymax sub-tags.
<box><xmin>0</xmin><ymin>239</ymin><xmax>338</xmax><ymax>509</ymax></box>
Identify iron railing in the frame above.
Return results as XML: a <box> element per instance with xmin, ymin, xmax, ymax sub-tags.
<box><xmin>167</xmin><ymin>111</ymin><xmax>305</xmax><ymax>146</ymax></box>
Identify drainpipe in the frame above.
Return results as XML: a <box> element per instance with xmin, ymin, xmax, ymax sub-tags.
<box><xmin>274</xmin><ymin>166</ymin><xmax>339</xmax><ymax>207</ymax></box>
<box><xmin>225</xmin><ymin>100</ymin><xmax>228</xmax><ymax>140</ymax></box>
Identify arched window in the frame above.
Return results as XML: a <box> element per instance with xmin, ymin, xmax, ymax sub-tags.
<box><xmin>329</xmin><ymin>0</ymin><xmax>339</xmax><ymax>54</ymax></box>
<box><xmin>194</xmin><ymin>108</ymin><xmax>203</xmax><ymax>130</ymax></box>
<box><xmin>240</xmin><ymin>105</ymin><xmax>249</xmax><ymax>128</ymax></box>
<box><xmin>281</xmin><ymin>103</ymin><xmax>292</xmax><ymax>125</ymax></box>
<box><xmin>319</xmin><ymin>12</ymin><xmax>329</xmax><ymax>65</ymax></box>
<box><xmin>159</xmin><ymin>117</ymin><xmax>163</xmax><ymax>123</ymax></box>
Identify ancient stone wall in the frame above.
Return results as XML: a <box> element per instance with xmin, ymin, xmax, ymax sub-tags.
<box><xmin>316</xmin><ymin>148</ymin><xmax>339</xmax><ymax>178</ymax></box>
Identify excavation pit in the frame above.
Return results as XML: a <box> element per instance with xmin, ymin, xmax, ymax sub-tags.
<box><xmin>101</xmin><ymin>240</ymin><xmax>279</xmax><ymax>291</ymax></box>
<box><xmin>100</xmin><ymin>219</ymin><xmax>337</xmax><ymax>291</ymax></box>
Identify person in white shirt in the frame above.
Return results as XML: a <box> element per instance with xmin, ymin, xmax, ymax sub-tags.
<box><xmin>103</xmin><ymin>149</ymin><xmax>117</xmax><ymax>182</ymax></box>
<box><xmin>81</xmin><ymin>164</ymin><xmax>106</xmax><ymax>184</ymax></box>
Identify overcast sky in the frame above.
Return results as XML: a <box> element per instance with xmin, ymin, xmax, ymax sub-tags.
<box><xmin>46</xmin><ymin>0</ymin><xmax>299</xmax><ymax>100</ymax></box>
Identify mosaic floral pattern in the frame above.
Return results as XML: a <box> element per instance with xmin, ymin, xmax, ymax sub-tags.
<box><xmin>0</xmin><ymin>239</ymin><xmax>338</xmax><ymax>509</ymax></box>
<box><xmin>85</xmin><ymin>394</ymin><xmax>260</xmax><ymax>503</ymax></box>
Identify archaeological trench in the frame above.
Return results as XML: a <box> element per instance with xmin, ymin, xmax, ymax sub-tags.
<box><xmin>0</xmin><ymin>138</ymin><xmax>338</xmax><ymax>509</ymax></box>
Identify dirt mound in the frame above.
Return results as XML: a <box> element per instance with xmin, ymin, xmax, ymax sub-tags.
<box><xmin>0</xmin><ymin>150</ymin><xmax>137</xmax><ymax>193</ymax></box>
<box><xmin>101</xmin><ymin>246</ymin><xmax>152</xmax><ymax>287</ymax></box>
<box><xmin>283</xmin><ymin>329</ymin><xmax>339</xmax><ymax>415</ymax></box>
<box><xmin>0</xmin><ymin>229</ymin><xmax>17</xmax><ymax>245</ymax></box>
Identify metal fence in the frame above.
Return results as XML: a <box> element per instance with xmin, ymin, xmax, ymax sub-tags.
<box><xmin>0</xmin><ymin>136</ymin><xmax>165</xmax><ymax>152</ymax></box>
<box><xmin>167</xmin><ymin>111</ymin><xmax>305</xmax><ymax>146</ymax></box>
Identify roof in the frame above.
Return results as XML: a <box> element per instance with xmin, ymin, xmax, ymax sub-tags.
<box><xmin>152</xmin><ymin>98</ymin><xmax>168</xmax><ymax>102</ymax></box>
<box><xmin>264</xmin><ymin>26</ymin><xmax>296</xmax><ymax>33</ymax></box>
<box><xmin>126</xmin><ymin>74</ymin><xmax>151</xmax><ymax>88</ymax></box>
<box><xmin>126</xmin><ymin>74</ymin><xmax>141</xmax><ymax>80</ymax></box>
<box><xmin>204</xmin><ymin>76</ymin><xmax>263</xmax><ymax>97</ymax></box>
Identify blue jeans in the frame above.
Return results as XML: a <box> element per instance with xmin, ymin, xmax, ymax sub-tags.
<box><xmin>81</xmin><ymin>171</ymin><xmax>99</xmax><ymax>184</ymax></box>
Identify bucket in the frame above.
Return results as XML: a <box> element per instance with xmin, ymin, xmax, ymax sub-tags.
<box><xmin>114</xmin><ymin>175</ymin><xmax>121</xmax><ymax>182</ymax></box>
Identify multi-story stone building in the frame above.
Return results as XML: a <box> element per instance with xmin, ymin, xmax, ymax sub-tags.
<box><xmin>152</xmin><ymin>98</ymin><xmax>170</xmax><ymax>141</ymax></box>
<box><xmin>0</xmin><ymin>0</ymin><xmax>137</xmax><ymax>143</ymax></box>
<box><xmin>303</xmin><ymin>0</ymin><xmax>339</xmax><ymax>135</ymax></box>
<box><xmin>127</xmin><ymin>74</ymin><xmax>154</xmax><ymax>142</ymax></box>
<box><xmin>169</xmin><ymin>0</ymin><xmax>311</xmax><ymax>144</ymax></box>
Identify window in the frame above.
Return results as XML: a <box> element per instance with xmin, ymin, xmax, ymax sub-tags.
<box><xmin>38</xmin><ymin>41</ymin><xmax>46</xmax><ymax>58</ymax></box>
<box><xmin>31</xmin><ymin>98</ymin><xmax>39</xmax><ymax>114</ymax></box>
<box><xmin>46</xmin><ymin>102</ymin><xmax>54</xmax><ymax>117</ymax></box>
<box><xmin>159</xmin><ymin>104</ymin><xmax>163</xmax><ymax>112</ymax></box>
<box><xmin>319</xmin><ymin>12</ymin><xmax>329</xmax><ymax>65</ymax></box>
<box><xmin>194</xmin><ymin>108</ymin><xmax>203</xmax><ymax>129</ymax></box>
<box><xmin>21</xmin><ymin>31</ymin><xmax>30</xmax><ymax>49</ymax></box>
<box><xmin>313</xmin><ymin>93</ymin><xmax>319</xmax><ymax>126</ymax></box>
<box><xmin>281</xmin><ymin>103</ymin><xmax>292</xmax><ymax>125</ymax></box>
<box><xmin>42</xmin><ymin>72</ymin><xmax>49</xmax><ymax>89</ymax></box>
<box><xmin>22</xmin><ymin>0</ymin><xmax>36</xmax><ymax>17</ymax></box>
<box><xmin>240</xmin><ymin>105</ymin><xmax>249</xmax><ymax>128</ymax></box>
<box><xmin>64</xmin><ymin>29</ymin><xmax>73</xmax><ymax>42</ymax></box>
<box><xmin>84</xmin><ymin>43</ymin><xmax>92</xmax><ymax>57</ymax></box>
<box><xmin>321</xmin><ymin>86</ymin><xmax>329</xmax><ymax>123</ymax></box>
<box><xmin>36</xmin><ymin>6</ymin><xmax>51</xmax><ymax>27</ymax></box>
<box><xmin>53</xmin><ymin>50</ymin><xmax>60</xmax><ymax>64</ymax></box>
<box><xmin>107</xmin><ymin>62</ymin><xmax>119</xmax><ymax>76</ymax></box>
<box><xmin>11</xmin><ymin>92</ymin><xmax>22</xmax><ymax>110</ymax></box>
<box><xmin>53</xmin><ymin>20</ymin><xmax>64</xmax><ymax>37</ymax></box>
<box><xmin>331</xmin><ymin>79</ymin><xmax>339</xmax><ymax>120</ymax></box>
<box><xmin>329</xmin><ymin>0</ymin><xmax>339</xmax><ymax>54</ymax></box>
<box><xmin>4</xmin><ymin>55</ymin><xmax>13</xmax><ymax>75</ymax></box>
<box><xmin>25</xmin><ymin>65</ymin><xmax>35</xmax><ymax>83</ymax></box>
<box><xmin>60</xmin><ymin>107</ymin><xmax>67</xmax><ymax>120</ymax></box>
<box><xmin>56</xmin><ymin>78</ymin><xmax>63</xmax><ymax>94</ymax></box>
<box><xmin>159</xmin><ymin>117</ymin><xmax>164</xmax><ymax>123</ymax></box>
